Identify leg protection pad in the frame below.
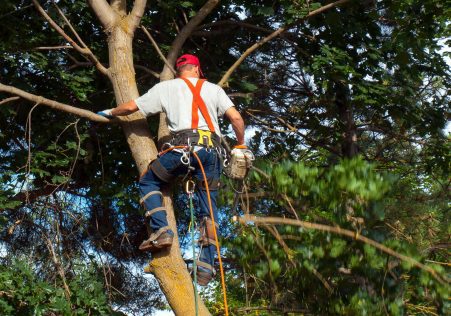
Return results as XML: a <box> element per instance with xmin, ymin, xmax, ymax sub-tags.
<box><xmin>144</xmin><ymin>206</ymin><xmax>166</xmax><ymax>218</ymax></box>
<box><xmin>140</xmin><ymin>191</ymin><xmax>166</xmax><ymax>218</ymax></box>
<box><xmin>198</xmin><ymin>217</ymin><xmax>219</xmax><ymax>246</ymax></box>
<box><xmin>140</xmin><ymin>190</ymin><xmax>163</xmax><ymax>206</ymax></box>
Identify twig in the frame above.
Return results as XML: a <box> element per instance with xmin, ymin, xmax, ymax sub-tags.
<box><xmin>24</xmin><ymin>102</ymin><xmax>41</xmax><ymax>204</ymax></box>
<box><xmin>51</xmin><ymin>1</ymin><xmax>87</xmax><ymax>47</ymax></box>
<box><xmin>141</xmin><ymin>26</ymin><xmax>176</xmax><ymax>75</ymax></box>
<box><xmin>218</xmin><ymin>0</ymin><xmax>351</xmax><ymax>86</ymax></box>
<box><xmin>32</xmin><ymin>0</ymin><xmax>108</xmax><ymax>74</ymax></box>
<box><xmin>236</xmin><ymin>215</ymin><xmax>449</xmax><ymax>285</ymax></box>
<box><xmin>0</xmin><ymin>96</ymin><xmax>20</xmax><ymax>105</ymax></box>
<box><xmin>235</xmin><ymin>306</ymin><xmax>311</xmax><ymax>314</ymax></box>
<box><xmin>34</xmin><ymin>45</ymin><xmax>74</xmax><ymax>50</ymax></box>
<box><xmin>44</xmin><ymin>234</ymin><xmax>71</xmax><ymax>299</ymax></box>
<box><xmin>159</xmin><ymin>0</ymin><xmax>220</xmax><ymax>80</ymax></box>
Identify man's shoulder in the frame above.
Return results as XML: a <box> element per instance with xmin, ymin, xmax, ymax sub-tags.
<box><xmin>202</xmin><ymin>80</ymin><xmax>222</xmax><ymax>91</ymax></box>
<box><xmin>151</xmin><ymin>78</ymin><xmax>183</xmax><ymax>91</ymax></box>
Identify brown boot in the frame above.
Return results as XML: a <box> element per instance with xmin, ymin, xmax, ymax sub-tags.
<box><xmin>191</xmin><ymin>260</ymin><xmax>215</xmax><ymax>286</ymax></box>
<box><xmin>139</xmin><ymin>231</ymin><xmax>173</xmax><ymax>252</ymax></box>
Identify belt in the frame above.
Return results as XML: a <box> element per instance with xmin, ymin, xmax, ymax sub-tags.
<box><xmin>166</xmin><ymin>129</ymin><xmax>221</xmax><ymax>148</ymax></box>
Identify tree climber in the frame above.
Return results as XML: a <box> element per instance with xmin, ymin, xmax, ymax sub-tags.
<box><xmin>98</xmin><ymin>54</ymin><xmax>250</xmax><ymax>286</ymax></box>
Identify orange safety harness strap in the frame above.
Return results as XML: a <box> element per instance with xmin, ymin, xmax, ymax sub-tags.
<box><xmin>181</xmin><ymin>78</ymin><xmax>215</xmax><ymax>133</ymax></box>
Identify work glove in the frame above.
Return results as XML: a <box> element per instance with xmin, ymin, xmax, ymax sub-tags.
<box><xmin>231</xmin><ymin>145</ymin><xmax>255</xmax><ymax>161</ymax></box>
<box><xmin>97</xmin><ymin>109</ymin><xmax>114</xmax><ymax>119</ymax></box>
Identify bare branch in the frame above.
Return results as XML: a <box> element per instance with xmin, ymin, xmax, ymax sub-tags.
<box><xmin>141</xmin><ymin>26</ymin><xmax>176</xmax><ymax>75</ymax></box>
<box><xmin>218</xmin><ymin>0</ymin><xmax>351</xmax><ymax>86</ymax></box>
<box><xmin>160</xmin><ymin>0</ymin><xmax>220</xmax><ymax>80</ymax></box>
<box><xmin>0</xmin><ymin>83</ymin><xmax>110</xmax><ymax>122</ymax></box>
<box><xmin>0</xmin><ymin>96</ymin><xmax>20</xmax><ymax>105</ymax></box>
<box><xmin>34</xmin><ymin>45</ymin><xmax>74</xmax><ymax>50</ymax></box>
<box><xmin>228</xmin><ymin>92</ymin><xmax>254</xmax><ymax>98</ymax></box>
<box><xmin>52</xmin><ymin>1</ymin><xmax>88</xmax><ymax>47</ymax></box>
<box><xmin>32</xmin><ymin>0</ymin><xmax>108</xmax><ymax>75</ymax></box>
<box><xmin>236</xmin><ymin>215</ymin><xmax>449</xmax><ymax>285</ymax></box>
<box><xmin>235</xmin><ymin>306</ymin><xmax>311</xmax><ymax>314</ymax></box>
<box><xmin>135</xmin><ymin>65</ymin><xmax>160</xmax><ymax>79</ymax></box>
<box><xmin>245</xmin><ymin>110</ymin><xmax>293</xmax><ymax>133</ymax></box>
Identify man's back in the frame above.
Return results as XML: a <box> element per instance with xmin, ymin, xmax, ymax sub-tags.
<box><xmin>135</xmin><ymin>78</ymin><xmax>234</xmax><ymax>135</ymax></box>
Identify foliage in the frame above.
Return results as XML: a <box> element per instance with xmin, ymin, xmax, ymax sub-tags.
<box><xmin>0</xmin><ymin>259</ymin><xmax>118</xmax><ymax>315</ymax></box>
<box><xmin>221</xmin><ymin>157</ymin><xmax>449</xmax><ymax>315</ymax></box>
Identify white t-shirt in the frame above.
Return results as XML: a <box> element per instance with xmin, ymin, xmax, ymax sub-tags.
<box><xmin>135</xmin><ymin>78</ymin><xmax>234</xmax><ymax>136</ymax></box>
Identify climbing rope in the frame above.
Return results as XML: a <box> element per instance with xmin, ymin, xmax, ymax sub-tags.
<box><xmin>192</xmin><ymin>151</ymin><xmax>229</xmax><ymax>316</ymax></box>
<box><xmin>185</xmin><ymin>179</ymin><xmax>199</xmax><ymax>316</ymax></box>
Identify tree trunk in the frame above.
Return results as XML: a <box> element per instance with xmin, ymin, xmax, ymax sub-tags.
<box><xmin>105</xmin><ymin>6</ymin><xmax>211</xmax><ymax>316</ymax></box>
<box><xmin>335</xmin><ymin>82</ymin><xmax>358</xmax><ymax>158</ymax></box>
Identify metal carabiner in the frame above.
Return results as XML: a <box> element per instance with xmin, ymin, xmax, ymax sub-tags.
<box><xmin>185</xmin><ymin>179</ymin><xmax>196</xmax><ymax>194</ymax></box>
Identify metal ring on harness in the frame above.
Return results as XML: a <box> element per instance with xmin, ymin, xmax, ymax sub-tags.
<box><xmin>223</xmin><ymin>158</ymin><xmax>229</xmax><ymax>168</ymax></box>
<box><xmin>181</xmin><ymin>152</ymin><xmax>190</xmax><ymax>165</ymax></box>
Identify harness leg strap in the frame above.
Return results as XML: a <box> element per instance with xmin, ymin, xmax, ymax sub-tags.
<box><xmin>149</xmin><ymin>159</ymin><xmax>174</xmax><ymax>183</ymax></box>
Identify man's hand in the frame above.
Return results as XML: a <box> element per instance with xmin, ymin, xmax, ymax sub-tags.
<box><xmin>231</xmin><ymin>145</ymin><xmax>254</xmax><ymax>160</ymax></box>
<box><xmin>97</xmin><ymin>109</ymin><xmax>114</xmax><ymax>119</ymax></box>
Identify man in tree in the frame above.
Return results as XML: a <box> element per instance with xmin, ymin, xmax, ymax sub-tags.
<box><xmin>98</xmin><ymin>54</ymin><xmax>248</xmax><ymax>285</ymax></box>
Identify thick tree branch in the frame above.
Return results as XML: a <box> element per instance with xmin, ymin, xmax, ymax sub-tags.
<box><xmin>236</xmin><ymin>215</ymin><xmax>449</xmax><ymax>285</ymax></box>
<box><xmin>218</xmin><ymin>0</ymin><xmax>351</xmax><ymax>86</ymax></box>
<box><xmin>128</xmin><ymin>0</ymin><xmax>147</xmax><ymax>32</ymax></box>
<box><xmin>0</xmin><ymin>83</ymin><xmax>110</xmax><ymax>122</ymax></box>
<box><xmin>87</xmin><ymin>0</ymin><xmax>116</xmax><ymax>29</ymax></box>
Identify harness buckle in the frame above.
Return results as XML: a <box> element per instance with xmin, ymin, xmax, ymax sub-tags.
<box><xmin>197</xmin><ymin>130</ymin><xmax>213</xmax><ymax>147</ymax></box>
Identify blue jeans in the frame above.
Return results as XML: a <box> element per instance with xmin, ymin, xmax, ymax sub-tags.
<box><xmin>139</xmin><ymin>148</ymin><xmax>221</xmax><ymax>268</ymax></box>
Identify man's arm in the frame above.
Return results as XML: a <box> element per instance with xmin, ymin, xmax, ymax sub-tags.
<box><xmin>111</xmin><ymin>100</ymin><xmax>139</xmax><ymax>116</ymax></box>
<box><xmin>97</xmin><ymin>100</ymin><xmax>139</xmax><ymax>118</ymax></box>
<box><xmin>224</xmin><ymin>107</ymin><xmax>245</xmax><ymax>145</ymax></box>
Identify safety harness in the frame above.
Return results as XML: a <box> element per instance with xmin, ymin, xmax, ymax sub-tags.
<box><xmin>149</xmin><ymin>78</ymin><xmax>225</xmax><ymax>184</ymax></box>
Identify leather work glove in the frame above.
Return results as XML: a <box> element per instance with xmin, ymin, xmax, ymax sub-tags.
<box><xmin>231</xmin><ymin>145</ymin><xmax>255</xmax><ymax>161</ymax></box>
<box><xmin>97</xmin><ymin>109</ymin><xmax>114</xmax><ymax>119</ymax></box>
